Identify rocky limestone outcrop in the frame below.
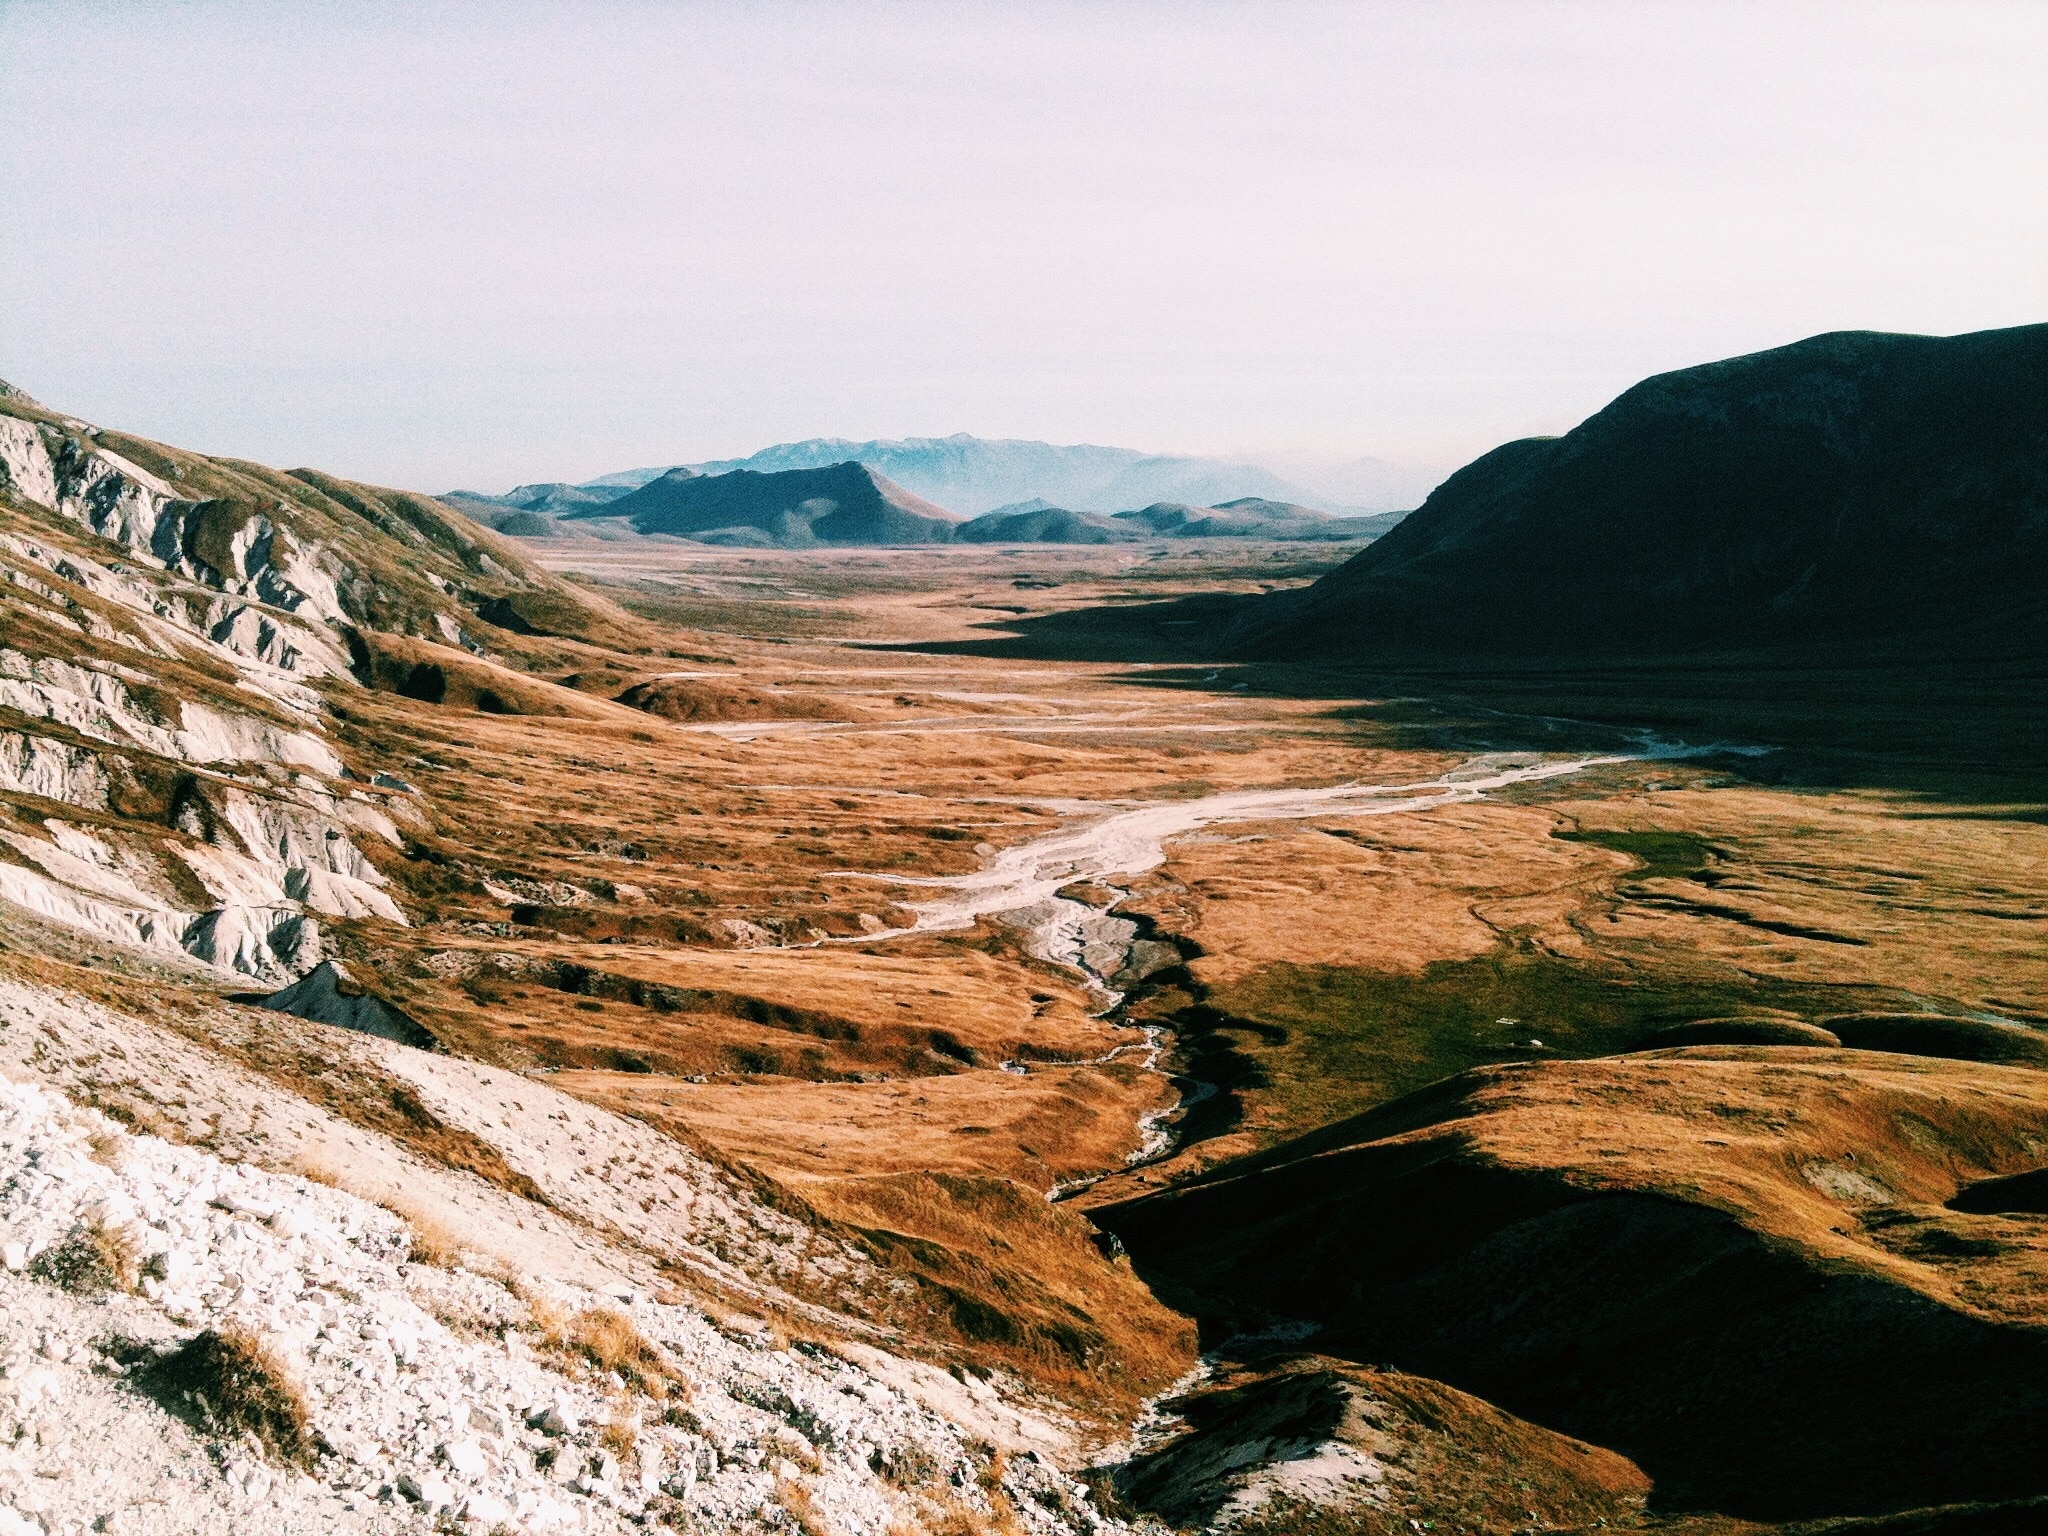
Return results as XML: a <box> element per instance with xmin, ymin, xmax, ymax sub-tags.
<box><xmin>0</xmin><ymin>528</ymin><xmax>352</xmax><ymax>688</ymax></box>
<box><xmin>0</xmin><ymin>773</ymin><xmax>410</xmax><ymax>982</ymax></box>
<box><xmin>0</xmin><ymin>434</ymin><xmax>416</xmax><ymax>980</ymax></box>
<box><xmin>1113</xmin><ymin>1358</ymin><xmax>1648</xmax><ymax>1531</ymax></box>
<box><xmin>0</xmin><ymin>416</ymin><xmax>351</xmax><ymax>636</ymax></box>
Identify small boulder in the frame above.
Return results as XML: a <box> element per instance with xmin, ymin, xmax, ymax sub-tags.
<box><xmin>440</xmin><ymin>1439</ymin><xmax>487</xmax><ymax>1478</ymax></box>
<box><xmin>458</xmin><ymin>1491</ymin><xmax>512</xmax><ymax>1525</ymax></box>
<box><xmin>532</xmin><ymin>1401</ymin><xmax>579</xmax><ymax>1437</ymax></box>
<box><xmin>385</xmin><ymin>1321</ymin><xmax>419</xmax><ymax>1362</ymax></box>
<box><xmin>397</xmin><ymin>1471</ymin><xmax>456</xmax><ymax>1512</ymax></box>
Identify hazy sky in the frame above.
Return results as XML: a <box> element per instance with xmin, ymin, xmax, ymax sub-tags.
<box><xmin>2</xmin><ymin>1</ymin><xmax>2043</xmax><ymax>492</ymax></box>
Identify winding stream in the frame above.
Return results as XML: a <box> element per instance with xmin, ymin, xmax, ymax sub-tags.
<box><xmin>836</xmin><ymin>737</ymin><xmax>1740</xmax><ymax>1187</ymax></box>
<box><xmin>849</xmin><ymin>749</ymin><xmax>1643</xmax><ymax>979</ymax></box>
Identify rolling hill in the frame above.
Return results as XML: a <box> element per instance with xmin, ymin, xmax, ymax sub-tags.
<box><xmin>954</xmin><ymin>504</ymin><xmax>1140</xmax><ymax>544</ymax></box>
<box><xmin>1237</xmin><ymin>325</ymin><xmax>2048</xmax><ymax>659</ymax></box>
<box><xmin>1116</xmin><ymin>498</ymin><xmax>1403</xmax><ymax>542</ymax></box>
<box><xmin>443</xmin><ymin>479</ymin><xmax>635</xmax><ymax>525</ymax></box>
<box><xmin>1097</xmin><ymin>1048</ymin><xmax>2048</xmax><ymax>1521</ymax></box>
<box><xmin>953</xmin><ymin>497</ymin><xmax>1406</xmax><ymax>545</ymax></box>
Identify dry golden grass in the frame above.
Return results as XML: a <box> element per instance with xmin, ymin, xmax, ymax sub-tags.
<box><xmin>292</xmin><ymin>1153</ymin><xmax>347</xmax><ymax>1191</ymax></box>
<box><xmin>150</xmin><ymin>1325</ymin><xmax>315</xmax><ymax>1467</ymax></box>
<box><xmin>290</xmin><ymin>1156</ymin><xmax>472</xmax><ymax>1271</ymax></box>
<box><xmin>902</xmin><ymin>1493</ymin><xmax>1022</xmax><ymax>1536</ymax></box>
<box><xmin>874</xmin><ymin>1439</ymin><xmax>944</xmax><ymax>1490</ymax></box>
<box><xmin>524</xmin><ymin>1295</ymin><xmax>686</xmax><ymax>1397</ymax></box>
<box><xmin>32</xmin><ymin>1218</ymin><xmax>140</xmax><ymax>1295</ymax></box>
<box><xmin>572</xmin><ymin>1061</ymin><xmax>1168</xmax><ymax>1192</ymax></box>
<box><xmin>801</xmin><ymin>1170</ymin><xmax>1195</xmax><ymax>1413</ymax></box>
<box><xmin>1468</xmin><ymin>1048</ymin><xmax>2048</xmax><ymax>1322</ymax></box>
<box><xmin>387</xmin><ymin>1200</ymin><xmax>463</xmax><ymax>1269</ymax></box>
<box><xmin>1558</xmin><ymin>784</ymin><xmax>2048</xmax><ymax>1018</ymax></box>
<box><xmin>774</xmin><ymin>1475</ymin><xmax>835</xmax><ymax>1536</ymax></box>
<box><xmin>1133</xmin><ymin>798</ymin><xmax>1624</xmax><ymax>989</ymax></box>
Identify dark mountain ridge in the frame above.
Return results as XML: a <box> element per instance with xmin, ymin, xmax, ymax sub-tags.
<box><xmin>1238</xmin><ymin>325</ymin><xmax>2048</xmax><ymax>659</ymax></box>
<box><xmin>579</xmin><ymin>460</ymin><xmax>962</xmax><ymax>546</ymax></box>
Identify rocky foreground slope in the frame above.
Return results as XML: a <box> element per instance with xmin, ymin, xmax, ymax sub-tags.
<box><xmin>0</xmin><ymin>384</ymin><xmax>1161</xmax><ymax>1532</ymax></box>
<box><xmin>0</xmin><ymin>974</ymin><xmax>1110</xmax><ymax>1535</ymax></box>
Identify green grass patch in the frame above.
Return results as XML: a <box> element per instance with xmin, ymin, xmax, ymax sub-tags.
<box><xmin>1551</xmin><ymin>827</ymin><xmax>1719</xmax><ymax>882</ymax></box>
<box><xmin>613</xmin><ymin>590</ymin><xmax>854</xmax><ymax>640</ymax></box>
<box><xmin>1192</xmin><ymin>952</ymin><xmax>1901</xmax><ymax>1145</ymax></box>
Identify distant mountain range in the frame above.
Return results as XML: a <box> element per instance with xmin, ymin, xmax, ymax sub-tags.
<box><xmin>524</xmin><ymin>466</ymin><xmax>1403</xmax><ymax>549</ymax></box>
<box><xmin>446</xmin><ymin>456</ymin><xmax>1413</xmax><ymax>549</ymax></box>
<box><xmin>1236</xmin><ymin>324</ymin><xmax>2048</xmax><ymax>659</ymax></box>
<box><xmin>448</xmin><ymin>434</ymin><xmax>1443</xmax><ymax>520</ymax></box>
<box><xmin>680</xmin><ymin>435</ymin><xmax>1377</xmax><ymax>515</ymax></box>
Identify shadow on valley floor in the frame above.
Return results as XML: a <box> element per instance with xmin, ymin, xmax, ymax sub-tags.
<box><xmin>868</xmin><ymin>596</ymin><xmax>2048</xmax><ymax>805</ymax></box>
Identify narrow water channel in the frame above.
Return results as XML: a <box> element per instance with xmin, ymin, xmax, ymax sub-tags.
<box><xmin>824</xmin><ymin>748</ymin><xmax>1687</xmax><ymax>1182</ymax></box>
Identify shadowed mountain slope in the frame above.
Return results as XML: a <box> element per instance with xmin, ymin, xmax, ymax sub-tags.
<box><xmin>585</xmin><ymin>461</ymin><xmax>963</xmax><ymax>546</ymax></box>
<box><xmin>1235</xmin><ymin>325</ymin><xmax>2048</xmax><ymax>659</ymax></box>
